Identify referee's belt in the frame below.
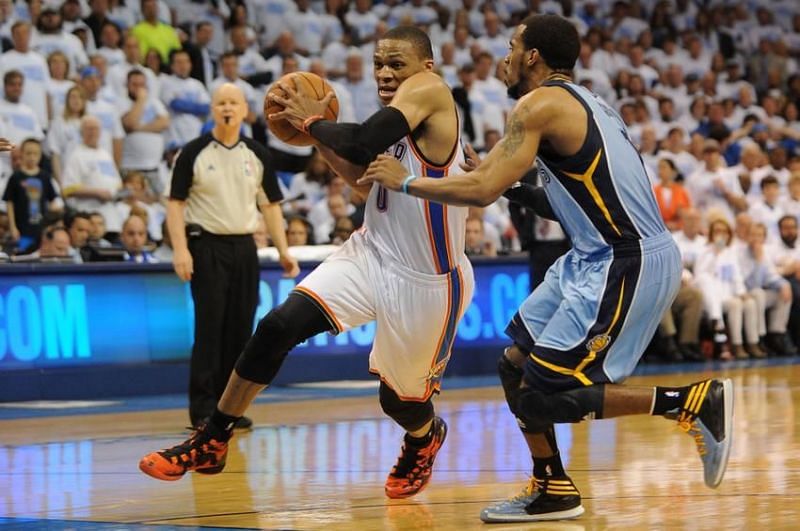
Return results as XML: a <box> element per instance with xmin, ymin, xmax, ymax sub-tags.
<box><xmin>186</xmin><ymin>224</ymin><xmax>253</xmax><ymax>242</ymax></box>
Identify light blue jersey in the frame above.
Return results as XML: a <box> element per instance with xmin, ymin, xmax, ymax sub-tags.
<box><xmin>508</xmin><ymin>81</ymin><xmax>681</xmax><ymax>388</ymax></box>
<box><xmin>537</xmin><ymin>81</ymin><xmax>667</xmax><ymax>258</ymax></box>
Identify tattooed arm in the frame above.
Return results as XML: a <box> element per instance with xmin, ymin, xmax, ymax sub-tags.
<box><xmin>361</xmin><ymin>88</ymin><xmax>552</xmax><ymax>207</ymax></box>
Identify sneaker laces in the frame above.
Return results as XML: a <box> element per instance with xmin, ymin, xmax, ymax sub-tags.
<box><xmin>507</xmin><ymin>477</ymin><xmax>541</xmax><ymax>502</ymax></box>
<box><xmin>391</xmin><ymin>443</ymin><xmax>423</xmax><ymax>478</ymax></box>
<box><xmin>159</xmin><ymin>428</ymin><xmax>218</xmax><ymax>465</ymax></box>
<box><xmin>678</xmin><ymin>417</ymin><xmax>706</xmax><ymax>457</ymax></box>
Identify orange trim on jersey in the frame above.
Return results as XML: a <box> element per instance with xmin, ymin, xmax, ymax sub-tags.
<box><xmin>422</xmin><ymin>164</ymin><xmax>454</xmax><ymax>275</ymax></box>
<box><xmin>369</xmin><ymin>368</ymin><xmax>436</xmax><ymax>402</ymax></box>
<box><xmin>423</xmin><ymin>266</ymin><xmax>465</xmax><ymax>397</ymax></box>
<box><xmin>404</xmin><ymin>105</ymin><xmax>461</xmax><ymax>170</ymax></box>
<box><xmin>293</xmin><ymin>286</ymin><xmax>344</xmax><ymax>334</ymax></box>
<box><xmin>423</xmin><ymin>194</ymin><xmax>443</xmax><ymax>274</ymax></box>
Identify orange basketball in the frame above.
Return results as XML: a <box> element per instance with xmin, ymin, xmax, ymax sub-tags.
<box><xmin>265</xmin><ymin>72</ymin><xmax>339</xmax><ymax>147</ymax></box>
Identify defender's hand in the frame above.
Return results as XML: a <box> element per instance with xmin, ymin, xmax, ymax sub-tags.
<box><xmin>268</xmin><ymin>78</ymin><xmax>335</xmax><ymax>132</ymax></box>
<box><xmin>359</xmin><ymin>155</ymin><xmax>410</xmax><ymax>191</ymax></box>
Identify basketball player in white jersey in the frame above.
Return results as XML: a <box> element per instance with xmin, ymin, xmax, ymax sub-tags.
<box><xmin>140</xmin><ymin>26</ymin><xmax>475</xmax><ymax>500</ymax></box>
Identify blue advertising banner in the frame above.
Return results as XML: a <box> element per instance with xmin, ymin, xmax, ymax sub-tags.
<box><xmin>0</xmin><ymin>260</ymin><xmax>530</xmax><ymax>371</ymax></box>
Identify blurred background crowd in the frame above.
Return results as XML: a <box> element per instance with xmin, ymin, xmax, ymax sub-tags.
<box><xmin>0</xmin><ymin>0</ymin><xmax>798</xmax><ymax>360</ymax></box>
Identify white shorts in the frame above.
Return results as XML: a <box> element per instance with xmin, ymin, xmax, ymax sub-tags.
<box><xmin>295</xmin><ymin>232</ymin><xmax>474</xmax><ymax>400</ymax></box>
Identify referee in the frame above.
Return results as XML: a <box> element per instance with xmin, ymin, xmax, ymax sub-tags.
<box><xmin>167</xmin><ymin>83</ymin><xmax>299</xmax><ymax>428</ymax></box>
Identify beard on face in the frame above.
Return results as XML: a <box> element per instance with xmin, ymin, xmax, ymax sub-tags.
<box><xmin>507</xmin><ymin>82</ymin><xmax>523</xmax><ymax>100</ymax></box>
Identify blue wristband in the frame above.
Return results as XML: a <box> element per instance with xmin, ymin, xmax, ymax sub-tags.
<box><xmin>401</xmin><ymin>174</ymin><xmax>417</xmax><ymax>194</ymax></box>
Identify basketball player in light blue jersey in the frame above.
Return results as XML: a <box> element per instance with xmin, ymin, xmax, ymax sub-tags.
<box><xmin>362</xmin><ymin>14</ymin><xmax>733</xmax><ymax>522</ymax></box>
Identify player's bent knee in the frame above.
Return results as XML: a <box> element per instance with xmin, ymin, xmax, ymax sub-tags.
<box><xmin>515</xmin><ymin>384</ymin><xmax>605</xmax><ymax>432</ymax></box>
<box><xmin>379</xmin><ymin>382</ymin><xmax>434</xmax><ymax>432</ymax></box>
<box><xmin>236</xmin><ymin>293</ymin><xmax>330</xmax><ymax>384</ymax></box>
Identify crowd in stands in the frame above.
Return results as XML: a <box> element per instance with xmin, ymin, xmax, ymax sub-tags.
<box><xmin>0</xmin><ymin>0</ymin><xmax>798</xmax><ymax>358</ymax></box>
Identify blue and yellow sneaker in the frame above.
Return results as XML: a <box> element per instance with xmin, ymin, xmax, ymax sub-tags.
<box><xmin>675</xmin><ymin>378</ymin><xmax>734</xmax><ymax>488</ymax></box>
<box><xmin>480</xmin><ymin>476</ymin><xmax>584</xmax><ymax>522</ymax></box>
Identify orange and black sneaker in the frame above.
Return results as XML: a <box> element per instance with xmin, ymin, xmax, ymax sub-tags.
<box><xmin>385</xmin><ymin>416</ymin><xmax>447</xmax><ymax>499</ymax></box>
<box><xmin>139</xmin><ymin>423</ymin><xmax>229</xmax><ymax>481</ymax></box>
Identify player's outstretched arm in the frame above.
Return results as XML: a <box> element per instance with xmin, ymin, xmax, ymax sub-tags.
<box><xmin>270</xmin><ymin>73</ymin><xmax>445</xmax><ymax>167</ymax></box>
<box><xmin>361</xmin><ymin>93</ymin><xmax>545</xmax><ymax>207</ymax></box>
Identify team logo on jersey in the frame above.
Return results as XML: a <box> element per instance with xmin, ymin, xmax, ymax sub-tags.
<box><xmin>586</xmin><ymin>334</ymin><xmax>611</xmax><ymax>352</ymax></box>
<box><xmin>427</xmin><ymin>355</ymin><xmax>450</xmax><ymax>381</ymax></box>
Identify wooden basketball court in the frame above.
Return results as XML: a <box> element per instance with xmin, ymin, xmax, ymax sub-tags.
<box><xmin>1</xmin><ymin>362</ymin><xmax>798</xmax><ymax>529</ymax></box>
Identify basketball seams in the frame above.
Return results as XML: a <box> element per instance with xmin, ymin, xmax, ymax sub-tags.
<box><xmin>266</xmin><ymin>72</ymin><xmax>338</xmax><ymax>145</ymax></box>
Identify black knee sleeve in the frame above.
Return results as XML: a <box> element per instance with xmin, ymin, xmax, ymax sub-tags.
<box><xmin>235</xmin><ymin>292</ymin><xmax>332</xmax><ymax>384</ymax></box>
<box><xmin>498</xmin><ymin>351</ymin><xmax>543</xmax><ymax>433</ymax></box>
<box><xmin>379</xmin><ymin>382</ymin><xmax>434</xmax><ymax>432</ymax></box>
<box><xmin>515</xmin><ymin>384</ymin><xmax>606</xmax><ymax>433</ymax></box>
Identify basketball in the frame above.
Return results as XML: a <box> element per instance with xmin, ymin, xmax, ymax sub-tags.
<box><xmin>265</xmin><ymin>72</ymin><xmax>339</xmax><ymax>147</ymax></box>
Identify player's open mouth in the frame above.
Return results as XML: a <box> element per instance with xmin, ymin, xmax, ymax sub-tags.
<box><xmin>379</xmin><ymin>88</ymin><xmax>396</xmax><ymax>98</ymax></box>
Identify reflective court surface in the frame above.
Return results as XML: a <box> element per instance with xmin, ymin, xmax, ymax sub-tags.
<box><xmin>1</xmin><ymin>363</ymin><xmax>798</xmax><ymax>530</ymax></box>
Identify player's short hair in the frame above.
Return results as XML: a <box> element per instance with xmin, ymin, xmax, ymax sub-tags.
<box><xmin>380</xmin><ymin>26</ymin><xmax>433</xmax><ymax>61</ymax></box>
<box><xmin>520</xmin><ymin>14</ymin><xmax>579</xmax><ymax>71</ymax></box>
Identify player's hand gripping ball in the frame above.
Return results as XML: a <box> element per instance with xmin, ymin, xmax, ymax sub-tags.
<box><xmin>265</xmin><ymin>72</ymin><xmax>339</xmax><ymax>146</ymax></box>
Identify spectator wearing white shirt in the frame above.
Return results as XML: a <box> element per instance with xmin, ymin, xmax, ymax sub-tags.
<box><xmin>61</xmin><ymin>115</ymin><xmax>123</xmax><ymax>233</ymax></box>
<box><xmin>120</xmin><ymin>213</ymin><xmax>158</xmax><ymax>263</ymax></box>
<box><xmin>672</xmin><ymin>207</ymin><xmax>706</xmax><ymax>273</ymax></box>
<box><xmin>0</xmin><ymin>70</ymin><xmax>44</xmax><ymax>146</ymax></box>
<box><xmin>31</xmin><ymin>7</ymin><xmax>88</xmax><ymax>77</ymax></box>
<box><xmin>575</xmin><ymin>41</ymin><xmax>613</xmax><ymax>103</ymax></box>
<box><xmin>0</xmin><ymin>21</ymin><xmax>51</xmax><ymax>130</ymax></box>
<box><xmin>625</xmin><ymin>44</ymin><xmax>658</xmax><ymax>89</ymax></box>
<box><xmin>749</xmin><ymin>176</ymin><xmax>786</xmax><ymax>242</ymax></box>
<box><xmin>282</xmin><ymin>149</ymin><xmax>332</xmax><ymax>216</ymax></box>
<box><xmin>80</xmin><ymin>65</ymin><xmax>124</xmax><ymax>166</ymax></box>
<box><xmin>473</xmin><ymin>51</ymin><xmax>509</xmax><ymax>112</ymax></box>
<box><xmin>89</xmin><ymin>54</ymin><xmax>119</xmax><ymax>106</ymax></box>
<box><xmin>437</xmin><ymin>42</ymin><xmax>459</xmax><ymax>88</ymax></box>
<box><xmin>740</xmin><ymin>222</ymin><xmax>796</xmax><ymax>356</ymax></box>
<box><xmin>760</xmin><ymin>146</ymin><xmax>793</xmax><ymax>191</ymax></box>
<box><xmin>284</xmin><ymin>0</ymin><xmax>326</xmax><ymax>57</ymax></box>
<box><xmin>263</xmin><ymin>32</ymin><xmax>310</xmax><ymax>83</ymax></box>
<box><xmin>345</xmin><ymin>0</ymin><xmax>379</xmax><ymax>43</ymax></box>
<box><xmin>120</xmin><ymin>69</ymin><xmax>169</xmax><ymax>195</ymax></box>
<box><xmin>451</xmin><ymin>25</ymin><xmax>474</xmax><ymax>68</ymax></box>
<box><xmin>308</xmin><ymin>189</ymin><xmax>353</xmax><ymax>244</ymax></box>
<box><xmin>682</xmin><ymin>35</ymin><xmax>711</xmax><ymax>79</ymax></box>
<box><xmin>46</xmin><ymin>50</ymin><xmax>75</xmax><ymax>120</ymax></box>
<box><xmin>685</xmin><ymin>140</ymin><xmax>745</xmax><ymax>223</ymax></box>
<box><xmin>160</xmin><ymin>48</ymin><xmax>210</xmax><ymax>150</ymax></box>
<box><xmin>695</xmin><ymin>217</ymin><xmax>761</xmax><ymax>360</ymax></box>
<box><xmin>47</xmin><ymin>84</ymin><xmax>86</xmax><ymax>185</ymax></box>
<box><xmin>476</xmin><ymin>11</ymin><xmax>508</xmax><ymax>63</ymax></box>
<box><xmin>341</xmin><ymin>51</ymin><xmax>378</xmax><ymax>123</ymax></box>
<box><xmin>114</xmin><ymin>171</ymin><xmax>164</xmax><ymax>241</ymax></box>
<box><xmin>249</xmin><ymin>0</ymin><xmax>297</xmax><ymax>49</ymax></box>
<box><xmin>655</xmin><ymin>127</ymin><xmax>699</xmax><ymax>179</ymax></box>
<box><xmin>774</xmin><ymin>216</ymin><xmax>800</xmax><ymax>347</ymax></box>
<box><xmin>228</xmin><ymin>25</ymin><xmax>271</xmax><ymax>82</ymax></box>
<box><xmin>106</xmin><ymin>34</ymin><xmax>158</xmax><ymax>101</ymax></box>
<box><xmin>96</xmin><ymin>20</ymin><xmax>126</xmax><ymax>69</ymax></box>
<box><xmin>728</xmin><ymin>142</ymin><xmax>766</xmax><ymax>203</ymax></box>
<box><xmin>781</xmin><ymin>174</ymin><xmax>800</xmax><ymax>220</ymax></box>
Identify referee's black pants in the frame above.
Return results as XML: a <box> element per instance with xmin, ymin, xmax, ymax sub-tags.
<box><xmin>188</xmin><ymin>232</ymin><xmax>259</xmax><ymax>425</ymax></box>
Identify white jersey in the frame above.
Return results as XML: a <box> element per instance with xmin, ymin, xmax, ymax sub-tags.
<box><xmin>364</xmin><ymin>120</ymin><xmax>468</xmax><ymax>276</ymax></box>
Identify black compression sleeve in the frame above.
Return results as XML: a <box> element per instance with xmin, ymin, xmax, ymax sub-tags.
<box><xmin>308</xmin><ymin>106</ymin><xmax>412</xmax><ymax>166</ymax></box>
<box><xmin>503</xmin><ymin>183</ymin><xmax>558</xmax><ymax>221</ymax></box>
